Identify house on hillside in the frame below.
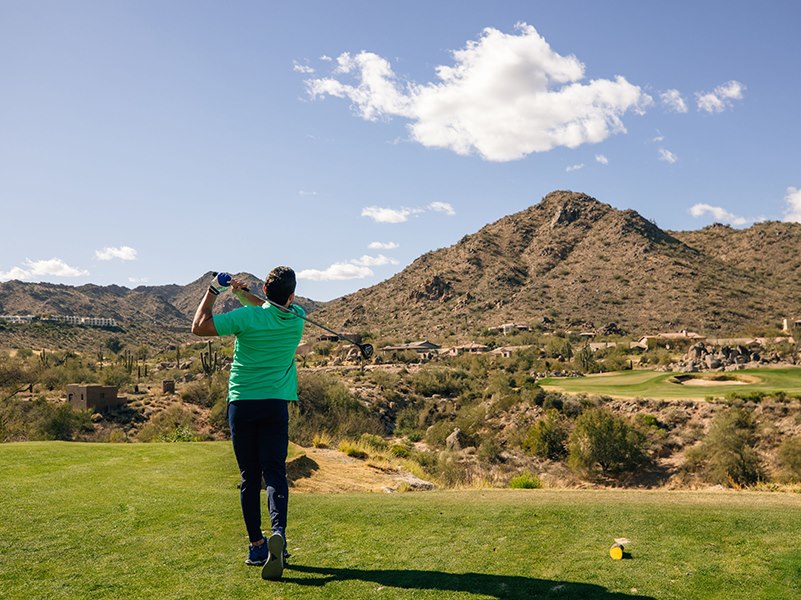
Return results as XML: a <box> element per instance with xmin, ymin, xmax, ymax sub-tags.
<box><xmin>489</xmin><ymin>345</ymin><xmax>533</xmax><ymax>358</ymax></box>
<box><xmin>443</xmin><ymin>342</ymin><xmax>489</xmax><ymax>357</ymax></box>
<box><xmin>589</xmin><ymin>342</ymin><xmax>618</xmax><ymax>352</ymax></box>
<box><xmin>380</xmin><ymin>340</ymin><xmax>441</xmax><ymax>353</ymax></box>
<box><xmin>66</xmin><ymin>385</ymin><xmax>126</xmax><ymax>410</ymax></box>
<box><xmin>488</xmin><ymin>323</ymin><xmax>531</xmax><ymax>335</ymax></box>
<box><xmin>783</xmin><ymin>318</ymin><xmax>801</xmax><ymax>333</ymax></box>
<box><xmin>638</xmin><ymin>330</ymin><xmax>705</xmax><ymax>349</ymax></box>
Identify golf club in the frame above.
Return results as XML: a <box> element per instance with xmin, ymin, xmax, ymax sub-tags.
<box><xmin>211</xmin><ymin>272</ymin><xmax>373</xmax><ymax>359</ymax></box>
<box><xmin>264</xmin><ymin>298</ymin><xmax>374</xmax><ymax>360</ymax></box>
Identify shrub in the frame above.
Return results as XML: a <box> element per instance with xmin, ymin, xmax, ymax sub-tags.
<box><xmin>409</xmin><ymin>368</ymin><xmax>471</xmax><ymax>398</ymax></box>
<box><xmin>359</xmin><ymin>432</ymin><xmax>388</xmax><ymax>451</ymax></box>
<box><xmin>390</xmin><ymin>443</ymin><xmax>411</xmax><ymax>458</ymax></box>
<box><xmin>523</xmin><ymin>410</ymin><xmax>568</xmax><ymax>460</ymax></box>
<box><xmin>777</xmin><ymin>437</ymin><xmax>801</xmax><ymax>482</ymax></box>
<box><xmin>290</xmin><ymin>372</ymin><xmax>384</xmax><ymax>446</ymax></box>
<box><xmin>100</xmin><ymin>366</ymin><xmax>133</xmax><ymax>389</ymax></box>
<box><xmin>40</xmin><ymin>404</ymin><xmax>94</xmax><ymax>441</ymax></box>
<box><xmin>508</xmin><ymin>472</ymin><xmax>542</xmax><ymax>489</ymax></box>
<box><xmin>338</xmin><ymin>439</ymin><xmax>368</xmax><ymax>460</ymax></box>
<box><xmin>684</xmin><ymin>408</ymin><xmax>764</xmax><ymax>487</ymax></box>
<box><xmin>567</xmin><ymin>408</ymin><xmax>649</xmax><ymax>476</ymax></box>
<box><xmin>137</xmin><ymin>405</ymin><xmax>199</xmax><ymax>442</ymax></box>
<box><xmin>312</xmin><ymin>431</ymin><xmax>333</xmax><ymax>448</ymax></box>
<box><xmin>477</xmin><ymin>439</ymin><xmax>503</xmax><ymax>464</ymax></box>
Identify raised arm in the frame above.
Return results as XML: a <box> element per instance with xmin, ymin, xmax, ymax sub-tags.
<box><xmin>191</xmin><ymin>287</ymin><xmax>219</xmax><ymax>336</ymax></box>
<box><xmin>231</xmin><ymin>278</ymin><xmax>265</xmax><ymax>307</ymax></box>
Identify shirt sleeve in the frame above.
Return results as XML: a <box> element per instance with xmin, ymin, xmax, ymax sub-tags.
<box><xmin>213</xmin><ymin>307</ymin><xmax>251</xmax><ymax>337</ymax></box>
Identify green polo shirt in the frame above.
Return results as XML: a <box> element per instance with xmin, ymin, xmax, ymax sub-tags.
<box><xmin>213</xmin><ymin>303</ymin><xmax>305</xmax><ymax>402</ymax></box>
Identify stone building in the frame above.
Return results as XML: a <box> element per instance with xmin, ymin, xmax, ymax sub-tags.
<box><xmin>66</xmin><ymin>385</ymin><xmax>126</xmax><ymax>410</ymax></box>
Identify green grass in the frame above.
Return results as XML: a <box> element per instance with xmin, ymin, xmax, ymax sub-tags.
<box><xmin>539</xmin><ymin>367</ymin><xmax>801</xmax><ymax>399</ymax></box>
<box><xmin>2</xmin><ymin>442</ymin><xmax>801</xmax><ymax>599</ymax></box>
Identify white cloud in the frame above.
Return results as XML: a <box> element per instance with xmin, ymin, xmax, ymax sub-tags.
<box><xmin>368</xmin><ymin>241</ymin><xmax>399</xmax><ymax>250</ymax></box>
<box><xmin>658</xmin><ymin>148</ymin><xmax>677</xmax><ymax>164</ymax></box>
<box><xmin>24</xmin><ymin>258</ymin><xmax>89</xmax><ymax>277</ymax></box>
<box><xmin>696</xmin><ymin>80</ymin><xmax>745</xmax><ymax>113</ymax></box>
<box><xmin>595</xmin><ymin>154</ymin><xmax>609</xmax><ymax>165</ymax></box>
<box><xmin>652</xmin><ymin>130</ymin><xmax>665</xmax><ymax>142</ymax></box>
<box><xmin>660</xmin><ymin>89</ymin><xmax>688</xmax><ymax>113</ymax></box>
<box><xmin>783</xmin><ymin>187</ymin><xmax>801</xmax><ymax>222</ymax></box>
<box><xmin>566</xmin><ymin>163</ymin><xmax>584</xmax><ymax>172</ymax></box>
<box><xmin>128</xmin><ymin>276</ymin><xmax>149</xmax><ymax>284</ymax></box>
<box><xmin>95</xmin><ymin>246</ymin><xmax>137</xmax><ymax>261</ymax></box>
<box><xmin>320</xmin><ymin>55</ymin><xmax>333</xmax><ymax>62</ymax></box>
<box><xmin>293</xmin><ymin>61</ymin><xmax>315</xmax><ymax>74</ymax></box>
<box><xmin>307</xmin><ymin>23</ymin><xmax>651</xmax><ymax>162</ymax></box>
<box><xmin>0</xmin><ymin>266</ymin><xmax>31</xmax><ymax>281</ymax></box>
<box><xmin>298</xmin><ymin>190</ymin><xmax>318</xmax><ymax>196</ymax></box>
<box><xmin>361</xmin><ymin>206</ymin><xmax>414</xmax><ymax>223</ymax></box>
<box><xmin>689</xmin><ymin>203</ymin><xmax>747</xmax><ymax>226</ymax></box>
<box><xmin>351</xmin><ymin>254</ymin><xmax>399</xmax><ymax>267</ymax></box>
<box><xmin>428</xmin><ymin>201</ymin><xmax>455</xmax><ymax>216</ymax></box>
<box><xmin>297</xmin><ymin>263</ymin><xmax>374</xmax><ymax>281</ymax></box>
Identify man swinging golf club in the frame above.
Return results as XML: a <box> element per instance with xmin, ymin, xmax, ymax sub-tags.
<box><xmin>191</xmin><ymin>267</ymin><xmax>304</xmax><ymax>580</ymax></box>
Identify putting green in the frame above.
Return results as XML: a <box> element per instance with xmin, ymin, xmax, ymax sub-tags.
<box><xmin>538</xmin><ymin>367</ymin><xmax>801</xmax><ymax>399</ymax></box>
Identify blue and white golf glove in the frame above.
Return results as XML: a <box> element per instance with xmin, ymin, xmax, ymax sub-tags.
<box><xmin>209</xmin><ymin>272</ymin><xmax>232</xmax><ymax>295</ymax></box>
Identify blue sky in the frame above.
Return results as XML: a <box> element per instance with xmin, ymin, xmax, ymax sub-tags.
<box><xmin>1</xmin><ymin>1</ymin><xmax>799</xmax><ymax>301</ymax></box>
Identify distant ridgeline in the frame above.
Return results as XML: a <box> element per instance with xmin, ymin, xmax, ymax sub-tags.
<box><xmin>0</xmin><ymin>315</ymin><xmax>118</xmax><ymax>327</ymax></box>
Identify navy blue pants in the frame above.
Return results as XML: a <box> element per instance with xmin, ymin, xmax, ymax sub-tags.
<box><xmin>228</xmin><ymin>400</ymin><xmax>289</xmax><ymax>544</ymax></box>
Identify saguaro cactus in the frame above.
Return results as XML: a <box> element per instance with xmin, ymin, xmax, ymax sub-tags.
<box><xmin>201</xmin><ymin>340</ymin><xmax>218</xmax><ymax>377</ymax></box>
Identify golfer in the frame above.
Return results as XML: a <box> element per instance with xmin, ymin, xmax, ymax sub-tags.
<box><xmin>191</xmin><ymin>267</ymin><xmax>305</xmax><ymax>580</ymax></box>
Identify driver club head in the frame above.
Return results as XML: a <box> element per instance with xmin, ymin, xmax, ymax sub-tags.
<box><xmin>360</xmin><ymin>344</ymin><xmax>374</xmax><ymax>359</ymax></box>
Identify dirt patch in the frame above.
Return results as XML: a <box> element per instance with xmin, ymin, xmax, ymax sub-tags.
<box><xmin>287</xmin><ymin>447</ymin><xmax>433</xmax><ymax>493</ymax></box>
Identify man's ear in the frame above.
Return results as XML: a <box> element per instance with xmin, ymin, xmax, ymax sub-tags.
<box><xmin>287</xmin><ymin>292</ymin><xmax>295</xmax><ymax>307</ymax></box>
<box><xmin>263</xmin><ymin>283</ymin><xmax>268</xmax><ymax>297</ymax></box>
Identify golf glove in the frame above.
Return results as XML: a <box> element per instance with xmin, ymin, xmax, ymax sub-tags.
<box><xmin>209</xmin><ymin>272</ymin><xmax>232</xmax><ymax>295</ymax></box>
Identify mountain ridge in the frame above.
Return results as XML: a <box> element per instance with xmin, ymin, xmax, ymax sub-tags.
<box><xmin>2</xmin><ymin>190</ymin><xmax>800</xmax><ymax>348</ymax></box>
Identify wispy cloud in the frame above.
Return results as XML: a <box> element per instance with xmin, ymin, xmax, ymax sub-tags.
<box><xmin>368</xmin><ymin>241</ymin><xmax>399</xmax><ymax>250</ymax></box>
<box><xmin>128</xmin><ymin>276</ymin><xmax>149</xmax><ymax>284</ymax></box>
<box><xmin>660</xmin><ymin>89</ymin><xmax>688</xmax><ymax>113</ymax></box>
<box><xmin>784</xmin><ymin>187</ymin><xmax>801</xmax><ymax>222</ymax></box>
<box><xmin>298</xmin><ymin>190</ymin><xmax>318</xmax><ymax>196</ymax></box>
<box><xmin>351</xmin><ymin>254</ymin><xmax>399</xmax><ymax>267</ymax></box>
<box><xmin>362</xmin><ymin>202</ymin><xmax>454</xmax><ymax>223</ymax></box>
<box><xmin>428</xmin><ymin>201</ymin><xmax>455</xmax><ymax>216</ymax></box>
<box><xmin>95</xmin><ymin>246</ymin><xmax>137</xmax><ymax>261</ymax></box>
<box><xmin>658</xmin><ymin>148</ymin><xmax>678</xmax><ymax>164</ymax></box>
<box><xmin>696</xmin><ymin>80</ymin><xmax>745</xmax><ymax>113</ymax></box>
<box><xmin>297</xmin><ymin>263</ymin><xmax>373</xmax><ymax>281</ymax></box>
<box><xmin>307</xmin><ymin>23</ymin><xmax>651</xmax><ymax>161</ymax></box>
<box><xmin>1</xmin><ymin>258</ymin><xmax>89</xmax><ymax>281</ymax></box>
<box><xmin>361</xmin><ymin>206</ymin><xmax>416</xmax><ymax>223</ymax></box>
<box><xmin>0</xmin><ymin>266</ymin><xmax>30</xmax><ymax>281</ymax></box>
<box><xmin>298</xmin><ymin>252</ymin><xmax>402</xmax><ymax>281</ymax></box>
<box><xmin>689</xmin><ymin>203</ymin><xmax>747</xmax><ymax>226</ymax></box>
<box><xmin>566</xmin><ymin>163</ymin><xmax>584</xmax><ymax>172</ymax></box>
<box><xmin>595</xmin><ymin>154</ymin><xmax>608</xmax><ymax>165</ymax></box>
<box><xmin>652</xmin><ymin>130</ymin><xmax>665</xmax><ymax>142</ymax></box>
<box><xmin>293</xmin><ymin>61</ymin><xmax>315</xmax><ymax>74</ymax></box>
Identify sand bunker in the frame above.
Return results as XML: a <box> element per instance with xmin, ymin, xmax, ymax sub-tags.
<box><xmin>674</xmin><ymin>374</ymin><xmax>762</xmax><ymax>386</ymax></box>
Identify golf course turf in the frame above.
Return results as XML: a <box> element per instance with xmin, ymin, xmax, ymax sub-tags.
<box><xmin>2</xmin><ymin>442</ymin><xmax>801</xmax><ymax>599</ymax></box>
<box><xmin>538</xmin><ymin>367</ymin><xmax>801</xmax><ymax>400</ymax></box>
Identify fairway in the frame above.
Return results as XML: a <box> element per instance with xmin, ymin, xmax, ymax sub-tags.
<box><xmin>2</xmin><ymin>443</ymin><xmax>801</xmax><ymax>599</ymax></box>
<box><xmin>539</xmin><ymin>367</ymin><xmax>801</xmax><ymax>399</ymax></box>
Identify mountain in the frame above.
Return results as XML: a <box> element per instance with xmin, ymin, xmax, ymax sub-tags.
<box><xmin>310</xmin><ymin>191</ymin><xmax>801</xmax><ymax>338</ymax></box>
<box><xmin>3</xmin><ymin>190</ymin><xmax>800</xmax><ymax>350</ymax></box>
<box><xmin>0</xmin><ymin>272</ymin><xmax>323</xmax><ymax>350</ymax></box>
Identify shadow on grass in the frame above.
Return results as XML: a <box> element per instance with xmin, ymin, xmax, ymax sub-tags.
<box><xmin>283</xmin><ymin>564</ymin><xmax>655</xmax><ymax>599</ymax></box>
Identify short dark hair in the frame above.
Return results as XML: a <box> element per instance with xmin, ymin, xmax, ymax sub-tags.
<box><xmin>264</xmin><ymin>266</ymin><xmax>296</xmax><ymax>306</ymax></box>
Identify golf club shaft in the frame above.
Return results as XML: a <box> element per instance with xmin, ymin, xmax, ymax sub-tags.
<box><xmin>264</xmin><ymin>298</ymin><xmax>361</xmax><ymax>348</ymax></box>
